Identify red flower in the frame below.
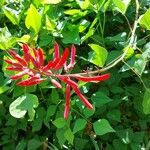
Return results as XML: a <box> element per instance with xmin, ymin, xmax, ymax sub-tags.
<box><xmin>5</xmin><ymin>42</ymin><xmax>110</xmax><ymax>119</ymax></box>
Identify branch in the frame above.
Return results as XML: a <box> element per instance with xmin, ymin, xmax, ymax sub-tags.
<box><xmin>75</xmin><ymin>0</ymin><xmax>139</xmax><ymax>76</ymax></box>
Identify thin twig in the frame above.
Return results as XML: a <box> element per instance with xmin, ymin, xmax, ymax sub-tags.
<box><xmin>72</xmin><ymin>0</ymin><xmax>140</xmax><ymax>76</ymax></box>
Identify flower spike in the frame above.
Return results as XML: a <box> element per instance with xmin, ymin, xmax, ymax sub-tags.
<box><xmin>5</xmin><ymin>42</ymin><xmax>110</xmax><ymax>119</ymax></box>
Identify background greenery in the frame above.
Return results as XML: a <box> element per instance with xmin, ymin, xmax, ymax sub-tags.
<box><xmin>0</xmin><ymin>0</ymin><xmax>150</xmax><ymax>149</ymax></box>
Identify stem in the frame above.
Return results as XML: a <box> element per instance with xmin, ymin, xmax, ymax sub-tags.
<box><xmin>90</xmin><ymin>136</ymin><xmax>100</xmax><ymax>150</ymax></box>
<box><xmin>146</xmin><ymin>140</ymin><xmax>150</xmax><ymax>150</ymax></box>
<box><xmin>123</xmin><ymin>14</ymin><xmax>132</xmax><ymax>33</ymax></box>
<box><xmin>122</xmin><ymin>60</ymin><xmax>148</xmax><ymax>91</ymax></box>
<box><xmin>73</xmin><ymin>0</ymin><xmax>139</xmax><ymax>76</ymax></box>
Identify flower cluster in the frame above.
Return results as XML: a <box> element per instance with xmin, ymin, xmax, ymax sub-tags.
<box><xmin>5</xmin><ymin>43</ymin><xmax>110</xmax><ymax>119</ymax></box>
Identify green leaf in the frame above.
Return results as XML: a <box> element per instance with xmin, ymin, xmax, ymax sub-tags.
<box><xmin>83</xmin><ymin>107</ymin><xmax>95</xmax><ymax>118</ymax></box>
<box><xmin>53</xmin><ymin>118</ymin><xmax>66</xmax><ymax>128</ymax></box>
<box><xmin>62</xmin><ymin>24</ymin><xmax>80</xmax><ymax>44</ymax></box>
<box><xmin>0</xmin><ymin>27</ymin><xmax>16</xmax><ymax>50</ymax></box>
<box><xmin>73</xmin><ymin>119</ymin><xmax>87</xmax><ymax>133</ymax></box>
<box><xmin>9</xmin><ymin>97</ymin><xmax>27</xmax><ymax>119</ymax></box>
<box><xmin>139</xmin><ymin>8</ymin><xmax>150</xmax><ymax>30</ymax></box>
<box><xmin>113</xmin><ymin>139</ymin><xmax>128</xmax><ymax>150</ymax></box>
<box><xmin>0</xmin><ymin>0</ymin><xmax>5</xmax><ymax>7</ymax></box>
<box><xmin>45</xmin><ymin>15</ymin><xmax>56</xmax><ymax>31</ymax></box>
<box><xmin>56</xmin><ymin>128</ymin><xmax>66</xmax><ymax>146</ymax></box>
<box><xmin>123</xmin><ymin>46</ymin><xmax>134</xmax><ymax>59</ymax></box>
<box><xmin>16</xmin><ymin>140</ymin><xmax>27</xmax><ymax>150</ymax></box>
<box><xmin>88</xmin><ymin>44</ymin><xmax>108</xmax><ymax>67</ymax></box>
<box><xmin>113</xmin><ymin>0</ymin><xmax>131</xmax><ymax>14</ymax></box>
<box><xmin>91</xmin><ymin>91</ymin><xmax>112</xmax><ymax>107</ymax></box>
<box><xmin>93</xmin><ymin>119</ymin><xmax>115</xmax><ymax>135</ymax></box>
<box><xmin>79</xmin><ymin>19</ymin><xmax>90</xmax><ymax>32</ymax></box>
<box><xmin>45</xmin><ymin>105</ymin><xmax>57</xmax><ymax>119</ymax></box>
<box><xmin>116</xmin><ymin>129</ymin><xmax>133</xmax><ymax>144</ymax></box>
<box><xmin>107</xmin><ymin>109</ymin><xmax>121</xmax><ymax>122</ymax></box>
<box><xmin>3</xmin><ymin>6</ymin><xmax>20</xmax><ymax>25</ymax></box>
<box><xmin>0</xmin><ymin>85</ymin><xmax>10</xmax><ymax>94</ymax></box>
<box><xmin>64</xmin><ymin>128</ymin><xmax>74</xmax><ymax>145</ymax></box>
<box><xmin>9</xmin><ymin>94</ymin><xmax>39</xmax><ymax>120</ymax></box>
<box><xmin>134</xmin><ymin>57</ymin><xmax>146</xmax><ymax>75</ymax></box>
<box><xmin>81</xmin><ymin>28</ymin><xmax>94</xmax><ymax>43</ymax></box>
<box><xmin>64</xmin><ymin>9</ymin><xmax>82</xmax><ymax>15</ymax></box>
<box><xmin>27</xmin><ymin>139</ymin><xmax>42</xmax><ymax>150</ymax></box>
<box><xmin>76</xmin><ymin>0</ymin><xmax>92</xmax><ymax>10</ymax></box>
<box><xmin>41</xmin><ymin>0</ymin><xmax>61</xmax><ymax>4</ymax></box>
<box><xmin>25</xmin><ymin>4</ymin><xmax>41</xmax><ymax>33</ymax></box>
<box><xmin>74</xmin><ymin>138</ymin><xmax>88</xmax><ymax>150</ymax></box>
<box><xmin>143</xmin><ymin>89</ymin><xmax>150</xmax><ymax>114</ymax></box>
<box><xmin>6</xmin><ymin>117</ymin><xmax>17</xmax><ymax>126</ymax></box>
<box><xmin>32</xmin><ymin>108</ymin><xmax>46</xmax><ymax>132</ymax></box>
<box><xmin>50</xmin><ymin>89</ymin><xmax>59</xmax><ymax>104</ymax></box>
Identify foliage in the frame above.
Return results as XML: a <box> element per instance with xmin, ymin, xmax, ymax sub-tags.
<box><xmin>0</xmin><ymin>0</ymin><xmax>150</xmax><ymax>149</ymax></box>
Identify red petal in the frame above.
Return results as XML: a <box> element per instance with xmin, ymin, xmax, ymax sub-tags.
<box><xmin>72</xmin><ymin>85</ymin><xmax>93</xmax><ymax>109</ymax></box>
<box><xmin>73</xmin><ymin>73</ymin><xmax>110</xmax><ymax>82</ymax></box>
<box><xmin>51</xmin><ymin>79</ymin><xmax>62</xmax><ymax>88</ymax></box>
<box><xmin>8</xmin><ymin>50</ymin><xmax>27</xmax><ymax>66</ymax></box>
<box><xmin>42</xmin><ymin>60</ymin><xmax>53</xmax><ymax>71</ymax></box>
<box><xmin>42</xmin><ymin>58</ymin><xmax>60</xmax><ymax>71</ymax></box>
<box><xmin>57</xmin><ymin>75</ymin><xmax>77</xmax><ymax>87</ymax></box>
<box><xmin>17</xmin><ymin>77</ymin><xmax>45</xmax><ymax>86</ymax></box>
<box><xmin>50</xmin><ymin>58</ymin><xmax>60</xmax><ymax>68</ymax></box>
<box><xmin>54</xmin><ymin>42</ymin><xmax>59</xmax><ymax>59</ymax></box>
<box><xmin>33</xmin><ymin>48</ymin><xmax>40</xmax><ymax>68</ymax></box>
<box><xmin>10</xmin><ymin>69</ymin><xmax>29</xmax><ymax>80</ymax></box>
<box><xmin>64</xmin><ymin>84</ymin><xmax>70</xmax><ymax>119</ymax></box>
<box><xmin>22</xmin><ymin>44</ymin><xmax>30</xmax><ymax>62</ymax></box>
<box><xmin>55</xmin><ymin>48</ymin><xmax>69</xmax><ymax>70</ymax></box>
<box><xmin>6</xmin><ymin>67</ymin><xmax>23</xmax><ymax>71</ymax></box>
<box><xmin>29</xmin><ymin>54</ymin><xmax>39</xmax><ymax>68</ymax></box>
<box><xmin>37</xmin><ymin>48</ymin><xmax>44</xmax><ymax>66</ymax></box>
<box><xmin>58</xmin><ymin>76</ymin><xmax>93</xmax><ymax>109</ymax></box>
<box><xmin>4</xmin><ymin>59</ymin><xmax>23</xmax><ymax>68</ymax></box>
<box><xmin>66</xmin><ymin>45</ymin><xmax>76</xmax><ymax>70</ymax></box>
<box><xmin>64</xmin><ymin>105</ymin><xmax>70</xmax><ymax>119</ymax></box>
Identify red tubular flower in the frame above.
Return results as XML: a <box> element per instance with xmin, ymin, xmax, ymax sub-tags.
<box><xmin>64</xmin><ymin>84</ymin><xmax>70</xmax><ymax>119</ymax></box>
<box><xmin>4</xmin><ymin>59</ymin><xmax>23</xmax><ymax>68</ymax></box>
<box><xmin>55</xmin><ymin>48</ymin><xmax>69</xmax><ymax>69</ymax></box>
<box><xmin>51</xmin><ymin>79</ymin><xmax>62</xmax><ymax>88</ymax></box>
<box><xmin>72</xmin><ymin>85</ymin><xmax>93</xmax><ymax>109</ymax></box>
<box><xmin>58</xmin><ymin>76</ymin><xmax>93</xmax><ymax>109</ymax></box>
<box><xmin>22</xmin><ymin>44</ymin><xmax>30</xmax><ymax>62</ymax></box>
<box><xmin>37</xmin><ymin>48</ymin><xmax>44</xmax><ymax>66</ymax></box>
<box><xmin>67</xmin><ymin>45</ymin><xmax>76</xmax><ymax>70</ymax></box>
<box><xmin>29</xmin><ymin>53</ymin><xmax>39</xmax><ymax>68</ymax></box>
<box><xmin>5</xmin><ymin>42</ymin><xmax>110</xmax><ymax>119</ymax></box>
<box><xmin>17</xmin><ymin>77</ymin><xmax>45</xmax><ymax>86</ymax></box>
<box><xmin>8</xmin><ymin>50</ymin><xmax>27</xmax><ymax>66</ymax></box>
<box><xmin>10</xmin><ymin>69</ymin><xmax>29</xmax><ymax>80</ymax></box>
<box><xmin>54</xmin><ymin>42</ymin><xmax>59</xmax><ymax>59</ymax></box>
<box><xmin>73</xmin><ymin>73</ymin><xmax>110</xmax><ymax>82</ymax></box>
<box><xmin>6</xmin><ymin>67</ymin><xmax>23</xmax><ymax>71</ymax></box>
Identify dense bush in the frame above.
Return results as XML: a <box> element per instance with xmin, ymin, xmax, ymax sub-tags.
<box><xmin>0</xmin><ymin>0</ymin><xmax>150</xmax><ymax>149</ymax></box>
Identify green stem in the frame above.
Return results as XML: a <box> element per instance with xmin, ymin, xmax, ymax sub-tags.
<box><xmin>90</xmin><ymin>136</ymin><xmax>100</xmax><ymax>150</ymax></box>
